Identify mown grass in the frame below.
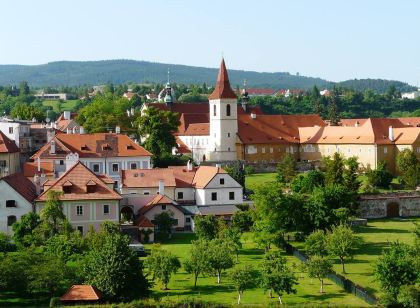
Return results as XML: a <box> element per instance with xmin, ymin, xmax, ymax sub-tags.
<box><xmin>143</xmin><ymin>233</ymin><xmax>367</xmax><ymax>306</ymax></box>
<box><xmin>41</xmin><ymin>99</ymin><xmax>80</xmax><ymax>113</ymax></box>
<box><xmin>245</xmin><ymin>172</ymin><xmax>277</xmax><ymax>191</ymax></box>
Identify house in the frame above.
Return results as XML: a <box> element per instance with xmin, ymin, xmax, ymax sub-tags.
<box><xmin>31</xmin><ymin>132</ymin><xmax>152</xmax><ymax>187</ymax></box>
<box><xmin>244</xmin><ymin>88</ymin><xmax>277</xmax><ymax>97</ymax></box>
<box><xmin>0</xmin><ymin>117</ymin><xmax>32</xmax><ymax>154</ymax></box>
<box><xmin>35</xmin><ymin>161</ymin><xmax>122</xmax><ymax>235</ymax></box>
<box><xmin>60</xmin><ymin>285</ymin><xmax>102</xmax><ymax>304</ymax></box>
<box><xmin>54</xmin><ymin>111</ymin><xmax>81</xmax><ymax>133</ymax></box>
<box><xmin>401</xmin><ymin>89</ymin><xmax>420</xmax><ymax>100</ymax></box>
<box><xmin>34</xmin><ymin>93</ymin><xmax>74</xmax><ymax>100</ymax></box>
<box><xmin>0</xmin><ymin>131</ymin><xmax>20</xmax><ymax>178</ymax></box>
<box><xmin>0</xmin><ymin>173</ymin><xmax>37</xmax><ymax>234</ymax></box>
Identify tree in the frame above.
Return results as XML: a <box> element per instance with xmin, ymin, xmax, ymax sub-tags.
<box><xmin>229</xmin><ymin>265</ymin><xmax>258</xmax><ymax>304</ymax></box>
<box><xmin>324</xmin><ymin>152</ymin><xmax>345</xmax><ymax>186</ymax></box>
<box><xmin>219</xmin><ymin>227</ymin><xmax>242</xmax><ymax>261</ymax></box>
<box><xmin>136</xmin><ymin>106</ymin><xmax>180</xmax><ymax>165</ymax></box>
<box><xmin>260</xmin><ymin>251</ymin><xmax>298</xmax><ymax>304</ymax></box>
<box><xmin>232</xmin><ymin>210</ymin><xmax>253</xmax><ymax>233</ymax></box>
<box><xmin>304</xmin><ymin>230</ymin><xmax>327</xmax><ymax>257</ymax></box>
<box><xmin>344</xmin><ymin>157</ymin><xmax>360</xmax><ymax>193</ymax></box>
<box><xmin>328</xmin><ymin>87</ymin><xmax>340</xmax><ymax>126</ymax></box>
<box><xmin>12</xmin><ymin>212</ymin><xmax>42</xmax><ymax>248</ymax></box>
<box><xmin>326</xmin><ymin>224</ymin><xmax>362</xmax><ymax>273</ymax></box>
<box><xmin>39</xmin><ymin>190</ymin><xmax>67</xmax><ymax>238</ymax></box>
<box><xmin>365</xmin><ymin>161</ymin><xmax>393</xmax><ymax>189</ymax></box>
<box><xmin>291</xmin><ymin>170</ymin><xmax>325</xmax><ymax>193</ymax></box>
<box><xmin>45</xmin><ymin>231</ymin><xmax>86</xmax><ymax>262</ymax></box>
<box><xmin>207</xmin><ymin>238</ymin><xmax>234</xmax><ymax>284</ymax></box>
<box><xmin>194</xmin><ymin>215</ymin><xmax>219</xmax><ymax>240</ymax></box>
<box><xmin>374</xmin><ymin>242</ymin><xmax>418</xmax><ymax>302</ymax></box>
<box><xmin>0</xmin><ymin>232</ymin><xmax>15</xmax><ymax>252</ymax></box>
<box><xmin>83</xmin><ymin>228</ymin><xmax>149</xmax><ymax>300</ymax></box>
<box><xmin>11</xmin><ymin>104</ymin><xmax>44</xmax><ymax>121</ymax></box>
<box><xmin>145</xmin><ymin>247</ymin><xmax>181</xmax><ymax>290</ymax></box>
<box><xmin>396</xmin><ymin>149</ymin><xmax>420</xmax><ymax>189</ymax></box>
<box><xmin>19</xmin><ymin>81</ymin><xmax>30</xmax><ymax>96</ymax></box>
<box><xmin>154</xmin><ymin>211</ymin><xmax>176</xmax><ymax>240</ymax></box>
<box><xmin>276</xmin><ymin>153</ymin><xmax>296</xmax><ymax>183</ymax></box>
<box><xmin>184</xmin><ymin>240</ymin><xmax>211</xmax><ymax>289</ymax></box>
<box><xmin>307</xmin><ymin>256</ymin><xmax>333</xmax><ymax>293</ymax></box>
<box><xmin>397</xmin><ymin>285</ymin><xmax>420</xmax><ymax>308</ymax></box>
<box><xmin>225</xmin><ymin>161</ymin><xmax>245</xmax><ymax>188</ymax></box>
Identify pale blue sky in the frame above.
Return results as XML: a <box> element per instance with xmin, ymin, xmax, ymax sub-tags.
<box><xmin>0</xmin><ymin>0</ymin><xmax>419</xmax><ymax>85</ymax></box>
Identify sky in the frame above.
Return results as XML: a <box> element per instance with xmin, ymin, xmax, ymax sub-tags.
<box><xmin>0</xmin><ymin>0</ymin><xmax>419</xmax><ymax>85</ymax></box>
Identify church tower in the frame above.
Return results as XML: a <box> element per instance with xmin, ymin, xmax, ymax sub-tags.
<box><xmin>209</xmin><ymin>58</ymin><xmax>238</xmax><ymax>161</ymax></box>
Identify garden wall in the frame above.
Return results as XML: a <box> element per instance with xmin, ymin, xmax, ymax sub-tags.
<box><xmin>358</xmin><ymin>192</ymin><xmax>420</xmax><ymax>218</ymax></box>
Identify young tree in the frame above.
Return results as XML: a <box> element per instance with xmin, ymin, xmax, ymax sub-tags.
<box><xmin>184</xmin><ymin>239</ymin><xmax>211</xmax><ymax>289</ymax></box>
<box><xmin>365</xmin><ymin>161</ymin><xmax>393</xmax><ymax>189</ymax></box>
<box><xmin>39</xmin><ymin>190</ymin><xmax>67</xmax><ymax>238</ymax></box>
<box><xmin>344</xmin><ymin>157</ymin><xmax>360</xmax><ymax>193</ymax></box>
<box><xmin>396</xmin><ymin>149</ymin><xmax>420</xmax><ymax>189</ymax></box>
<box><xmin>328</xmin><ymin>87</ymin><xmax>340</xmax><ymax>126</ymax></box>
<box><xmin>12</xmin><ymin>212</ymin><xmax>42</xmax><ymax>248</ymax></box>
<box><xmin>260</xmin><ymin>251</ymin><xmax>298</xmax><ymax>304</ymax></box>
<box><xmin>225</xmin><ymin>161</ymin><xmax>245</xmax><ymax>188</ymax></box>
<box><xmin>219</xmin><ymin>227</ymin><xmax>242</xmax><ymax>261</ymax></box>
<box><xmin>145</xmin><ymin>247</ymin><xmax>181</xmax><ymax>290</ymax></box>
<box><xmin>276</xmin><ymin>153</ymin><xmax>296</xmax><ymax>184</ymax></box>
<box><xmin>324</xmin><ymin>152</ymin><xmax>345</xmax><ymax>186</ymax></box>
<box><xmin>154</xmin><ymin>211</ymin><xmax>176</xmax><ymax>240</ymax></box>
<box><xmin>232</xmin><ymin>210</ymin><xmax>253</xmax><ymax>233</ymax></box>
<box><xmin>0</xmin><ymin>233</ymin><xmax>15</xmax><ymax>252</ymax></box>
<box><xmin>307</xmin><ymin>256</ymin><xmax>333</xmax><ymax>293</ymax></box>
<box><xmin>326</xmin><ymin>224</ymin><xmax>362</xmax><ymax>273</ymax></box>
<box><xmin>229</xmin><ymin>265</ymin><xmax>258</xmax><ymax>304</ymax></box>
<box><xmin>374</xmin><ymin>242</ymin><xmax>418</xmax><ymax>302</ymax></box>
<box><xmin>291</xmin><ymin>170</ymin><xmax>325</xmax><ymax>194</ymax></box>
<box><xmin>207</xmin><ymin>238</ymin><xmax>234</xmax><ymax>284</ymax></box>
<box><xmin>45</xmin><ymin>231</ymin><xmax>86</xmax><ymax>262</ymax></box>
<box><xmin>304</xmin><ymin>230</ymin><xmax>327</xmax><ymax>257</ymax></box>
<box><xmin>83</xmin><ymin>228</ymin><xmax>149</xmax><ymax>300</ymax></box>
<box><xmin>193</xmin><ymin>215</ymin><xmax>219</xmax><ymax>240</ymax></box>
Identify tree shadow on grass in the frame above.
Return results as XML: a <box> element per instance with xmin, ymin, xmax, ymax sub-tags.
<box><xmin>0</xmin><ymin>293</ymin><xmax>49</xmax><ymax>307</ymax></box>
<box><xmin>355</xmin><ymin>226</ymin><xmax>411</xmax><ymax>234</ymax></box>
<box><xmin>152</xmin><ymin>283</ymin><xmax>234</xmax><ymax>298</ymax></box>
<box><xmin>239</xmin><ymin>248</ymin><xmax>264</xmax><ymax>256</ymax></box>
<box><xmin>358</xmin><ymin>242</ymin><xmax>389</xmax><ymax>256</ymax></box>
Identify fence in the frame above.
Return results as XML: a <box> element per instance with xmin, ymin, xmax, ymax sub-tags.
<box><xmin>283</xmin><ymin>242</ymin><xmax>378</xmax><ymax>305</ymax></box>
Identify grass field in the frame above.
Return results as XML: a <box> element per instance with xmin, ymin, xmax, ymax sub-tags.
<box><xmin>143</xmin><ymin>233</ymin><xmax>367</xmax><ymax>306</ymax></box>
<box><xmin>41</xmin><ymin>99</ymin><xmax>80</xmax><ymax>112</ymax></box>
<box><xmin>245</xmin><ymin>172</ymin><xmax>277</xmax><ymax>191</ymax></box>
<box><xmin>292</xmin><ymin>218</ymin><xmax>419</xmax><ymax>298</ymax></box>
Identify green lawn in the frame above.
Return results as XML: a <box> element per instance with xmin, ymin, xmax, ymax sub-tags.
<box><xmin>144</xmin><ymin>233</ymin><xmax>367</xmax><ymax>306</ymax></box>
<box><xmin>292</xmin><ymin>218</ymin><xmax>419</xmax><ymax>298</ymax></box>
<box><xmin>245</xmin><ymin>172</ymin><xmax>277</xmax><ymax>191</ymax></box>
<box><xmin>41</xmin><ymin>99</ymin><xmax>80</xmax><ymax>113</ymax></box>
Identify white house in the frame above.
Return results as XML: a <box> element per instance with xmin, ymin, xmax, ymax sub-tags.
<box><xmin>0</xmin><ymin>173</ymin><xmax>37</xmax><ymax>234</ymax></box>
<box><xmin>402</xmin><ymin>89</ymin><xmax>420</xmax><ymax>100</ymax></box>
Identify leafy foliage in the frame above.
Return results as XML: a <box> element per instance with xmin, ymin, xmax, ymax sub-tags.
<box><xmin>306</xmin><ymin>256</ymin><xmax>333</xmax><ymax>293</ymax></box>
<box><xmin>145</xmin><ymin>247</ymin><xmax>181</xmax><ymax>290</ymax></box>
<box><xmin>396</xmin><ymin>149</ymin><xmax>420</xmax><ymax>189</ymax></box>
<box><xmin>225</xmin><ymin>161</ymin><xmax>245</xmax><ymax>188</ymax></box>
<box><xmin>229</xmin><ymin>264</ymin><xmax>258</xmax><ymax>304</ymax></box>
<box><xmin>276</xmin><ymin>153</ymin><xmax>296</xmax><ymax>184</ymax></box>
<box><xmin>184</xmin><ymin>239</ymin><xmax>211</xmax><ymax>289</ymax></box>
<box><xmin>154</xmin><ymin>211</ymin><xmax>176</xmax><ymax>240</ymax></box>
<box><xmin>365</xmin><ymin>161</ymin><xmax>393</xmax><ymax>190</ymax></box>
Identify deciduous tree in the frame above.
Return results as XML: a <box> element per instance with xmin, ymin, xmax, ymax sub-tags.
<box><xmin>307</xmin><ymin>256</ymin><xmax>333</xmax><ymax>293</ymax></box>
<box><xmin>145</xmin><ymin>247</ymin><xmax>181</xmax><ymax>290</ymax></box>
<box><xmin>229</xmin><ymin>265</ymin><xmax>258</xmax><ymax>305</ymax></box>
<box><xmin>184</xmin><ymin>240</ymin><xmax>210</xmax><ymax>289</ymax></box>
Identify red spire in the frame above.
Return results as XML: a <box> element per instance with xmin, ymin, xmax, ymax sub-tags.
<box><xmin>208</xmin><ymin>58</ymin><xmax>237</xmax><ymax>100</ymax></box>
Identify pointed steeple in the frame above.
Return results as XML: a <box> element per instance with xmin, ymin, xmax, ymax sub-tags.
<box><xmin>208</xmin><ymin>58</ymin><xmax>237</xmax><ymax>100</ymax></box>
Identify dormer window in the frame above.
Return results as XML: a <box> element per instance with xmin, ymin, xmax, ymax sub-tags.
<box><xmin>81</xmin><ymin>145</ymin><xmax>88</xmax><ymax>151</ymax></box>
<box><xmin>86</xmin><ymin>180</ymin><xmax>96</xmax><ymax>193</ymax></box>
<box><xmin>102</xmin><ymin>144</ymin><xmax>111</xmax><ymax>151</ymax></box>
<box><xmin>62</xmin><ymin>181</ymin><xmax>73</xmax><ymax>194</ymax></box>
<box><xmin>126</xmin><ymin>144</ymin><xmax>134</xmax><ymax>150</ymax></box>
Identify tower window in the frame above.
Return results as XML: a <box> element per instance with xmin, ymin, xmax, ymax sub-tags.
<box><xmin>213</xmin><ymin>104</ymin><xmax>216</xmax><ymax>116</ymax></box>
<box><xmin>226</xmin><ymin>104</ymin><xmax>231</xmax><ymax>116</ymax></box>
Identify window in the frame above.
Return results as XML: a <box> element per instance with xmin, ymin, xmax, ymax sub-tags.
<box><xmin>226</xmin><ymin>104</ymin><xmax>231</xmax><ymax>116</ymax></box>
<box><xmin>130</xmin><ymin>163</ymin><xmax>137</xmax><ymax>170</ymax></box>
<box><xmin>93</xmin><ymin>164</ymin><xmax>100</xmax><ymax>173</ymax></box>
<box><xmin>103</xmin><ymin>204</ymin><xmax>109</xmax><ymax>215</ymax></box>
<box><xmin>77</xmin><ymin>226</ymin><xmax>84</xmax><ymax>234</ymax></box>
<box><xmin>229</xmin><ymin>192</ymin><xmax>235</xmax><ymax>200</ymax></box>
<box><xmin>186</xmin><ymin>217</ymin><xmax>191</xmax><ymax>223</ymax></box>
<box><xmin>0</xmin><ymin>160</ymin><xmax>6</xmax><ymax>167</ymax></box>
<box><xmin>8</xmin><ymin>127</ymin><xmax>13</xmax><ymax>134</ymax></box>
<box><xmin>227</xmin><ymin>133</ymin><xmax>230</xmax><ymax>137</ymax></box>
<box><xmin>270</xmin><ymin>147</ymin><xmax>273</xmax><ymax>153</ymax></box>
<box><xmin>59</xmin><ymin>160</ymin><xmax>64</xmax><ymax>165</ymax></box>
<box><xmin>162</xmin><ymin>205</ymin><xmax>167</xmax><ymax>210</ymax></box>
<box><xmin>228</xmin><ymin>147</ymin><xmax>230</xmax><ymax>151</ymax></box>
<box><xmin>87</xmin><ymin>184</ymin><xmax>95</xmax><ymax>193</ymax></box>
<box><xmin>177</xmin><ymin>192</ymin><xmax>184</xmax><ymax>199</ymax></box>
<box><xmin>262</xmin><ymin>147</ymin><xmax>266</xmax><ymax>154</ymax></box>
<box><xmin>213</xmin><ymin>104</ymin><xmax>216</xmax><ymax>116</ymax></box>
<box><xmin>63</xmin><ymin>186</ymin><xmax>72</xmax><ymax>194</ymax></box>
<box><xmin>384</xmin><ymin>147</ymin><xmax>388</xmax><ymax>154</ymax></box>
<box><xmin>76</xmin><ymin>205</ymin><xmax>83</xmax><ymax>216</ymax></box>
<box><xmin>6</xmin><ymin>200</ymin><xmax>16</xmax><ymax>207</ymax></box>
<box><xmin>220</xmin><ymin>178</ymin><xmax>225</xmax><ymax>185</ymax></box>
<box><xmin>417</xmin><ymin>147</ymin><xmax>420</xmax><ymax>153</ymax></box>
<box><xmin>211</xmin><ymin>192</ymin><xmax>217</xmax><ymax>201</ymax></box>
<box><xmin>143</xmin><ymin>191</ymin><xmax>150</xmax><ymax>195</ymax></box>
<box><xmin>113</xmin><ymin>181</ymin><xmax>118</xmax><ymax>189</ymax></box>
<box><xmin>7</xmin><ymin>215</ymin><xmax>16</xmax><ymax>226</ymax></box>
<box><xmin>142</xmin><ymin>161</ymin><xmax>148</xmax><ymax>169</ymax></box>
<box><xmin>112</xmin><ymin>163</ymin><xmax>119</xmax><ymax>172</ymax></box>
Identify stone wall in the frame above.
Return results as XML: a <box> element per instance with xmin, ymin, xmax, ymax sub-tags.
<box><xmin>358</xmin><ymin>192</ymin><xmax>420</xmax><ymax>218</ymax></box>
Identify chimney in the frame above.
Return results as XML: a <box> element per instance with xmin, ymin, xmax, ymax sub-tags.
<box><xmin>389</xmin><ymin>126</ymin><xmax>394</xmax><ymax>141</ymax></box>
<box><xmin>115</xmin><ymin>126</ymin><xmax>121</xmax><ymax>134</ymax></box>
<box><xmin>63</xmin><ymin>111</ymin><xmax>71</xmax><ymax>120</ymax></box>
<box><xmin>50</xmin><ymin>140</ymin><xmax>56</xmax><ymax>154</ymax></box>
<box><xmin>158</xmin><ymin>179</ymin><xmax>165</xmax><ymax>195</ymax></box>
<box><xmin>187</xmin><ymin>160</ymin><xmax>193</xmax><ymax>171</ymax></box>
<box><xmin>251</xmin><ymin>113</ymin><xmax>256</xmax><ymax>119</ymax></box>
<box><xmin>37</xmin><ymin>157</ymin><xmax>41</xmax><ymax>172</ymax></box>
<box><xmin>355</xmin><ymin>121</ymin><xmax>359</xmax><ymax>127</ymax></box>
<box><xmin>79</xmin><ymin>126</ymin><xmax>85</xmax><ymax>134</ymax></box>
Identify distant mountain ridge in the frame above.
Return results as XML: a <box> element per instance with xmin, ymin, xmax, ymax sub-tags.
<box><xmin>0</xmin><ymin>59</ymin><xmax>415</xmax><ymax>92</ymax></box>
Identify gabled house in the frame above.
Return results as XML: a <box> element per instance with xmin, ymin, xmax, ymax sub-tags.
<box><xmin>0</xmin><ymin>130</ymin><xmax>20</xmax><ymax>178</ymax></box>
<box><xmin>31</xmin><ymin>132</ymin><xmax>152</xmax><ymax>187</ymax></box>
<box><xmin>0</xmin><ymin>173</ymin><xmax>37</xmax><ymax>234</ymax></box>
<box><xmin>35</xmin><ymin>161</ymin><xmax>122</xmax><ymax>235</ymax></box>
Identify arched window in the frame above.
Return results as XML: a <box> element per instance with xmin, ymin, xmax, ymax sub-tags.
<box><xmin>213</xmin><ymin>104</ymin><xmax>216</xmax><ymax>116</ymax></box>
<box><xmin>226</xmin><ymin>104</ymin><xmax>231</xmax><ymax>116</ymax></box>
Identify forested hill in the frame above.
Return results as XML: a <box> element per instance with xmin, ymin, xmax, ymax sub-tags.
<box><xmin>0</xmin><ymin>59</ymin><xmax>415</xmax><ymax>92</ymax></box>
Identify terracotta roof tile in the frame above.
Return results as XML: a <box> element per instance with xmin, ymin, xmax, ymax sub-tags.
<box><xmin>192</xmin><ymin>166</ymin><xmax>227</xmax><ymax>189</ymax></box>
<box><xmin>2</xmin><ymin>173</ymin><xmax>37</xmax><ymax>203</ymax></box>
<box><xmin>122</xmin><ymin>169</ymin><xmax>177</xmax><ymax>188</ymax></box>
<box><xmin>136</xmin><ymin>216</ymin><xmax>155</xmax><ymax>228</ymax></box>
<box><xmin>0</xmin><ymin>131</ymin><xmax>19</xmax><ymax>153</ymax></box>
<box><xmin>246</xmin><ymin>88</ymin><xmax>276</xmax><ymax>96</ymax></box>
<box><xmin>60</xmin><ymin>285</ymin><xmax>102</xmax><ymax>301</ymax></box>
<box><xmin>36</xmin><ymin>161</ymin><xmax>121</xmax><ymax>202</ymax></box>
<box><xmin>208</xmin><ymin>58</ymin><xmax>237</xmax><ymax>100</ymax></box>
<box><xmin>138</xmin><ymin>194</ymin><xmax>177</xmax><ymax>216</ymax></box>
<box><xmin>23</xmin><ymin>161</ymin><xmax>54</xmax><ymax>177</ymax></box>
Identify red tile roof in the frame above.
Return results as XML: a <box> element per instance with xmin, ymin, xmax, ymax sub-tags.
<box><xmin>169</xmin><ymin>166</ymin><xmax>197</xmax><ymax>188</ymax></box>
<box><xmin>246</xmin><ymin>88</ymin><xmax>276</xmax><ymax>96</ymax></box>
<box><xmin>0</xmin><ymin>131</ymin><xmax>19</xmax><ymax>153</ymax></box>
<box><xmin>23</xmin><ymin>161</ymin><xmax>55</xmax><ymax>178</ymax></box>
<box><xmin>36</xmin><ymin>161</ymin><xmax>121</xmax><ymax>202</ymax></box>
<box><xmin>60</xmin><ymin>285</ymin><xmax>102</xmax><ymax>302</ymax></box>
<box><xmin>2</xmin><ymin>173</ymin><xmax>37</xmax><ymax>203</ymax></box>
<box><xmin>32</xmin><ymin>133</ymin><xmax>151</xmax><ymax>159</ymax></box>
<box><xmin>121</xmin><ymin>169</ymin><xmax>177</xmax><ymax>188</ymax></box>
<box><xmin>138</xmin><ymin>194</ymin><xmax>177</xmax><ymax>216</ymax></box>
<box><xmin>208</xmin><ymin>58</ymin><xmax>237</xmax><ymax>100</ymax></box>
<box><xmin>136</xmin><ymin>216</ymin><xmax>155</xmax><ymax>228</ymax></box>
<box><xmin>192</xmin><ymin>166</ymin><xmax>227</xmax><ymax>189</ymax></box>
<box><xmin>174</xmin><ymin>137</ymin><xmax>191</xmax><ymax>154</ymax></box>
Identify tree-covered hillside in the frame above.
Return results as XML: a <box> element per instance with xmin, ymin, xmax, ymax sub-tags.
<box><xmin>0</xmin><ymin>60</ymin><xmax>415</xmax><ymax>93</ymax></box>
<box><xmin>337</xmin><ymin>79</ymin><xmax>415</xmax><ymax>93</ymax></box>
